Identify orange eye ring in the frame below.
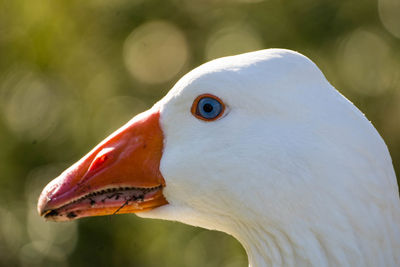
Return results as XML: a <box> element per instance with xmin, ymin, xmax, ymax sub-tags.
<box><xmin>191</xmin><ymin>94</ymin><xmax>225</xmax><ymax>121</ymax></box>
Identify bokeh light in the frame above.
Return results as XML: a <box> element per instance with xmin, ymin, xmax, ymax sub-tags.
<box><xmin>378</xmin><ymin>0</ymin><xmax>400</xmax><ymax>38</ymax></box>
<box><xmin>205</xmin><ymin>22</ymin><xmax>264</xmax><ymax>60</ymax></box>
<box><xmin>123</xmin><ymin>20</ymin><xmax>189</xmax><ymax>84</ymax></box>
<box><xmin>1</xmin><ymin>70</ymin><xmax>61</xmax><ymax>141</ymax></box>
<box><xmin>337</xmin><ymin>29</ymin><xmax>396</xmax><ymax>96</ymax></box>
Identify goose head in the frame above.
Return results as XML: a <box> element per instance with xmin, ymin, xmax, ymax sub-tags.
<box><xmin>38</xmin><ymin>49</ymin><xmax>400</xmax><ymax>266</ymax></box>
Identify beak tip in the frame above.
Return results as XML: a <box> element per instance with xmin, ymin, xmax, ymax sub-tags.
<box><xmin>37</xmin><ymin>192</ymin><xmax>49</xmax><ymax>217</ymax></box>
<box><xmin>37</xmin><ymin>177</ymin><xmax>61</xmax><ymax>217</ymax></box>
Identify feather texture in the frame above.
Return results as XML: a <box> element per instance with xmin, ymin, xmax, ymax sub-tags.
<box><xmin>137</xmin><ymin>49</ymin><xmax>400</xmax><ymax>267</ymax></box>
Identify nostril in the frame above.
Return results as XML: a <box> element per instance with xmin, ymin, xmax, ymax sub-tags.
<box><xmin>88</xmin><ymin>154</ymin><xmax>109</xmax><ymax>173</ymax></box>
<box><xmin>87</xmin><ymin>147</ymin><xmax>117</xmax><ymax>174</ymax></box>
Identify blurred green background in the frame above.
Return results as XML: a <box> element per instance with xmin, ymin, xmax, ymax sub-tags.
<box><xmin>0</xmin><ymin>0</ymin><xmax>399</xmax><ymax>266</ymax></box>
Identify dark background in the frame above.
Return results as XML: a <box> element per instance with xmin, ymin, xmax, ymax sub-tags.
<box><xmin>0</xmin><ymin>0</ymin><xmax>399</xmax><ymax>266</ymax></box>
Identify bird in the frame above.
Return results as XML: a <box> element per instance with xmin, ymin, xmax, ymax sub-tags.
<box><xmin>37</xmin><ymin>49</ymin><xmax>400</xmax><ymax>267</ymax></box>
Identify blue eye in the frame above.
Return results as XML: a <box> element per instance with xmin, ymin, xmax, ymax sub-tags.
<box><xmin>191</xmin><ymin>94</ymin><xmax>225</xmax><ymax>121</ymax></box>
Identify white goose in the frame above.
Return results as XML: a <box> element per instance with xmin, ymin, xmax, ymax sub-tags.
<box><xmin>38</xmin><ymin>49</ymin><xmax>400</xmax><ymax>267</ymax></box>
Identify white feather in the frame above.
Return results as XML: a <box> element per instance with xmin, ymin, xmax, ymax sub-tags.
<box><xmin>139</xmin><ymin>49</ymin><xmax>400</xmax><ymax>267</ymax></box>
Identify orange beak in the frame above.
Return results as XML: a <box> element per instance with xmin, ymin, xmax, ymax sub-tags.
<box><xmin>37</xmin><ymin>107</ymin><xmax>167</xmax><ymax>221</ymax></box>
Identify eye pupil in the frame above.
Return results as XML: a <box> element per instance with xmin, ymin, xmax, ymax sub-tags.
<box><xmin>203</xmin><ymin>103</ymin><xmax>213</xmax><ymax>113</ymax></box>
